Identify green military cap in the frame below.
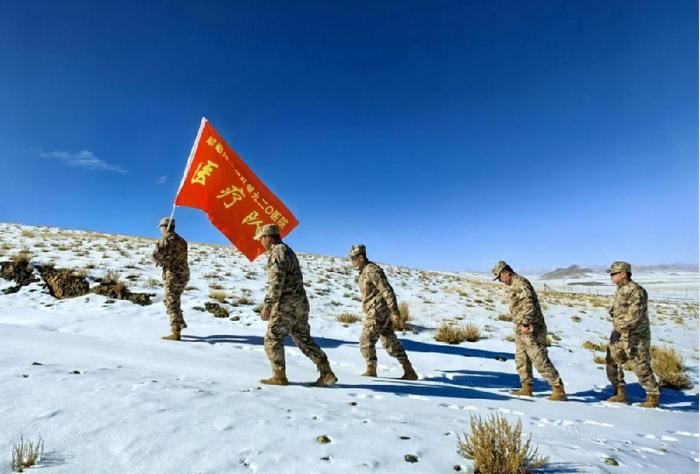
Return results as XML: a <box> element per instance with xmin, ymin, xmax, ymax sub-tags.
<box><xmin>254</xmin><ymin>223</ymin><xmax>280</xmax><ymax>241</ymax></box>
<box><xmin>159</xmin><ymin>217</ymin><xmax>174</xmax><ymax>228</ymax></box>
<box><xmin>606</xmin><ymin>261</ymin><xmax>631</xmax><ymax>274</ymax></box>
<box><xmin>349</xmin><ymin>244</ymin><xmax>366</xmax><ymax>257</ymax></box>
<box><xmin>491</xmin><ymin>260</ymin><xmax>510</xmax><ymax>280</ymax></box>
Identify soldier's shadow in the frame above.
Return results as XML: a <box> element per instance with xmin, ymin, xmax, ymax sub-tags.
<box><xmin>181</xmin><ymin>334</ymin><xmax>357</xmax><ymax>350</ymax></box>
<box><xmin>400</xmin><ymin>339</ymin><xmax>514</xmax><ymax>361</ymax></box>
<box><xmin>181</xmin><ymin>334</ymin><xmax>515</xmax><ymax>362</ymax></box>
<box><xmin>570</xmin><ymin>383</ymin><xmax>699</xmax><ymax>412</ymax></box>
<box><xmin>423</xmin><ymin>369</ymin><xmax>551</xmax><ymax>393</ymax></box>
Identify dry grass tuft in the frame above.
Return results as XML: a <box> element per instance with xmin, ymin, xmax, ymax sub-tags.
<box><xmin>102</xmin><ymin>270</ymin><xmax>121</xmax><ymax>285</ymax></box>
<box><xmin>336</xmin><ymin>313</ymin><xmax>362</xmax><ymax>324</ymax></box>
<box><xmin>582</xmin><ymin>340</ymin><xmax>607</xmax><ymax>352</ymax></box>
<box><xmin>458</xmin><ymin>413</ymin><xmax>548</xmax><ymax>474</ymax></box>
<box><xmin>209</xmin><ymin>289</ymin><xmax>228</xmax><ymax>302</ymax></box>
<box><xmin>651</xmin><ymin>345</ymin><xmax>692</xmax><ymax>390</ymax></box>
<box><xmin>11</xmin><ymin>250</ymin><xmax>31</xmax><ymax>265</ymax></box>
<box><xmin>394</xmin><ymin>301</ymin><xmax>411</xmax><ymax>331</ymax></box>
<box><xmin>12</xmin><ymin>435</ymin><xmax>44</xmax><ymax>472</ymax></box>
<box><xmin>435</xmin><ymin>322</ymin><xmax>480</xmax><ymax>344</ymax></box>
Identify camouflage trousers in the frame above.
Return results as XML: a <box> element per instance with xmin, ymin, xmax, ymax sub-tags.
<box><xmin>515</xmin><ymin>332</ymin><xmax>562</xmax><ymax>387</ymax></box>
<box><xmin>164</xmin><ymin>274</ymin><xmax>188</xmax><ymax>330</ymax></box>
<box><xmin>606</xmin><ymin>336</ymin><xmax>659</xmax><ymax>396</ymax></box>
<box><xmin>360</xmin><ymin>311</ymin><xmax>410</xmax><ymax>366</ymax></box>
<box><xmin>264</xmin><ymin>301</ymin><xmax>329</xmax><ymax>372</ymax></box>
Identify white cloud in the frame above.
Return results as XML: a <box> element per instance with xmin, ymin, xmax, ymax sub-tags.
<box><xmin>156</xmin><ymin>175</ymin><xmax>168</xmax><ymax>184</ymax></box>
<box><xmin>37</xmin><ymin>149</ymin><xmax>129</xmax><ymax>173</ymax></box>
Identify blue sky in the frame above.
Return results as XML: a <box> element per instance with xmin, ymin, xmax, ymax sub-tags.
<box><xmin>0</xmin><ymin>1</ymin><xmax>697</xmax><ymax>271</ymax></box>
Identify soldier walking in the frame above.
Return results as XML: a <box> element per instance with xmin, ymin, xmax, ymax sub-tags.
<box><xmin>153</xmin><ymin>218</ymin><xmax>189</xmax><ymax>341</ymax></box>
<box><xmin>605</xmin><ymin>261</ymin><xmax>660</xmax><ymax>408</ymax></box>
<box><xmin>492</xmin><ymin>261</ymin><xmax>567</xmax><ymax>401</ymax></box>
<box><xmin>256</xmin><ymin>224</ymin><xmax>337</xmax><ymax>387</ymax></box>
<box><xmin>349</xmin><ymin>244</ymin><xmax>418</xmax><ymax>380</ymax></box>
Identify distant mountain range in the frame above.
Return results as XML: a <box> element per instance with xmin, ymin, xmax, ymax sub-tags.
<box><xmin>540</xmin><ymin>265</ymin><xmax>594</xmax><ymax>280</ymax></box>
<box><xmin>538</xmin><ymin>263</ymin><xmax>698</xmax><ymax>279</ymax></box>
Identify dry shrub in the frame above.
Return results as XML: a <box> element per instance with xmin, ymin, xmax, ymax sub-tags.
<box><xmin>395</xmin><ymin>301</ymin><xmax>411</xmax><ymax>331</ymax></box>
<box><xmin>11</xmin><ymin>250</ymin><xmax>31</xmax><ymax>265</ymax></box>
<box><xmin>103</xmin><ymin>270</ymin><xmax>121</xmax><ymax>285</ymax></box>
<box><xmin>582</xmin><ymin>340</ymin><xmax>606</xmax><ymax>352</ymax></box>
<box><xmin>593</xmin><ymin>354</ymin><xmax>606</xmax><ymax>365</ymax></box>
<box><xmin>498</xmin><ymin>314</ymin><xmax>513</xmax><ymax>322</ymax></box>
<box><xmin>435</xmin><ymin>323</ymin><xmax>480</xmax><ymax>344</ymax></box>
<box><xmin>651</xmin><ymin>345</ymin><xmax>692</xmax><ymax>390</ymax></box>
<box><xmin>336</xmin><ymin>313</ymin><xmax>362</xmax><ymax>324</ymax></box>
<box><xmin>571</xmin><ymin>315</ymin><xmax>582</xmax><ymax>323</ymax></box>
<box><xmin>12</xmin><ymin>435</ymin><xmax>44</xmax><ymax>472</ymax></box>
<box><xmin>209</xmin><ymin>289</ymin><xmax>228</xmax><ymax>302</ymax></box>
<box><xmin>458</xmin><ymin>413</ymin><xmax>548</xmax><ymax>474</ymax></box>
<box><xmin>464</xmin><ymin>323</ymin><xmax>481</xmax><ymax>342</ymax></box>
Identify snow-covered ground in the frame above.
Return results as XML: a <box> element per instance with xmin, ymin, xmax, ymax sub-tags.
<box><xmin>1</xmin><ymin>223</ymin><xmax>698</xmax><ymax>473</ymax></box>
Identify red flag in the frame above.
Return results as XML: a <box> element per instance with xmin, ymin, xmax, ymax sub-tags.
<box><xmin>175</xmin><ymin>117</ymin><xmax>299</xmax><ymax>261</ymax></box>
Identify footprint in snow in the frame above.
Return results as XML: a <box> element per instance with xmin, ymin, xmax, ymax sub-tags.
<box><xmin>583</xmin><ymin>420</ymin><xmax>614</xmax><ymax>428</ymax></box>
<box><xmin>407</xmin><ymin>394</ymin><xmax>430</xmax><ymax>401</ymax></box>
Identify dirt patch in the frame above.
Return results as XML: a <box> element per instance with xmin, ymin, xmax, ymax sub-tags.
<box><xmin>38</xmin><ymin>265</ymin><xmax>90</xmax><ymax>299</ymax></box>
<box><xmin>0</xmin><ymin>259</ymin><xmax>39</xmax><ymax>294</ymax></box>
<box><xmin>204</xmin><ymin>302</ymin><xmax>229</xmax><ymax>318</ymax></box>
<box><xmin>91</xmin><ymin>280</ymin><xmax>154</xmax><ymax>306</ymax></box>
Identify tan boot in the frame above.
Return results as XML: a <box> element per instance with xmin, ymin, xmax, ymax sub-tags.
<box><xmin>361</xmin><ymin>364</ymin><xmax>377</xmax><ymax>377</ymax></box>
<box><xmin>400</xmin><ymin>362</ymin><xmax>418</xmax><ymax>380</ymax></box>
<box><xmin>260</xmin><ymin>369</ymin><xmax>288</xmax><ymax>386</ymax></box>
<box><xmin>161</xmin><ymin>326</ymin><xmax>181</xmax><ymax>341</ymax></box>
<box><xmin>511</xmin><ymin>383</ymin><xmax>533</xmax><ymax>397</ymax></box>
<box><xmin>312</xmin><ymin>361</ymin><xmax>338</xmax><ymax>387</ymax></box>
<box><xmin>639</xmin><ymin>394</ymin><xmax>660</xmax><ymax>408</ymax></box>
<box><xmin>548</xmin><ymin>383</ymin><xmax>568</xmax><ymax>401</ymax></box>
<box><xmin>606</xmin><ymin>385</ymin><xmax>628</xmax><ymax>404</ymax></box>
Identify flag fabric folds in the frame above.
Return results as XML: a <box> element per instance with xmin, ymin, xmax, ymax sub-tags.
<box><xmin>175</xmin><ymin>117</ymin><xmax>299</xmax><ymax>262</ymax></box>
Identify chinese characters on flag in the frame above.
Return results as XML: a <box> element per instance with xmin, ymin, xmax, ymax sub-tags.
<box><xmin>175</xmin><ymin>117</ymin><xmax>299</xmax><ymax>261</ymax></box>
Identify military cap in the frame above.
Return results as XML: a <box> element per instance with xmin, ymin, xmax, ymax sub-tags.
<box><xmin>492</xmin><ymin>260</ymin><xmax>510</xmax><ymax>280</ymax></box>
<box><xmin>606</xmin><ymin>261</ymin><xmax>632</xmax><ymax>274</ymax></box>
<box><xmin>349</xmin><ymin>244</ymin><xmax>366</xmax><ymax>257</ymax></box>
<box><xmin>158</xmin><ymin>217</ymin><xmax>174</xmax><ymax>228</ymax></box>
<box><xmin>254</xmin><ymin>223</ymin><xmax>280</xmax><ymax>240</ymax></box>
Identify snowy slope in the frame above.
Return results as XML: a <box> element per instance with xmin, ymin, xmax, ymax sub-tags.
<box><xmin>0</xmin><ymin>223</ymin><xmax>698</xmax><ymax>473</ymax></box>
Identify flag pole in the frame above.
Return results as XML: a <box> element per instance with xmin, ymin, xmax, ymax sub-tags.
<box><xmin>166</xmin><ymin>116</ymin><xmax>209</xmax><ymax>234</ymax></box>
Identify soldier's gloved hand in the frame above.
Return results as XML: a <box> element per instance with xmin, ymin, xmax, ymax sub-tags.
<box><xmin>610</xmin><ymin>330</ymin><xmax>621</xmax><ymax>344</ymax></box>
<box><xmin>391</xmin><ymin>313</ymin><xmax>401</xmax><ymax>325</ymax></box>
<box><xmin>261</xmin><ymin>307</ymin><xmax>271</xmax><ymax>321</ymax></box>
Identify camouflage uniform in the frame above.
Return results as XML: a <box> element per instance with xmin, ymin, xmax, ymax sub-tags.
<box><xmin>262</xmin><ymin>242</ymin><xmax>329</xmax><ymax>372</ymax></box>
<box><xmin>606</xmin><ymin>265</ymin><xmax>659</xmax><ymax>397</ymax></box>
<box><xmin>507</xmin><ymin>274</ymin><xmax>562</xmax><ymax>387</ymax></box>
<box><xmin>153</xmin><ymin>228</ymin><xmax>189</xmax><ymax>330</ymax></box>
<box><xmin>357</xmin><ymin>261</ymin><xmax>410</xmax><ymax>366</ymax></box>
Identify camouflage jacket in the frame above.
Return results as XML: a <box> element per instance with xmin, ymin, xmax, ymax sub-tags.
<box><xmin>153</xmin><ymin>232</ymin><xmax>189</xmax><ymax>277</ymax></box>
<box><xmin>610</xmin><ymin>279</ymin><xmax>649</xmax><ymax>337</ymax></box>
<box><xmin>358</xmin><ymin>262</ymin><xmax>399</xmax><ymax>316</ymax></box>
<box><xmin>263</xmin><ymin>242</ymin><xmax>307</xmax><ymax>310</ymax></box>
<box><xmin>507</xmin><ymin>274</ymin><xmax>546</xmax><ymax>334</ymax></box>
